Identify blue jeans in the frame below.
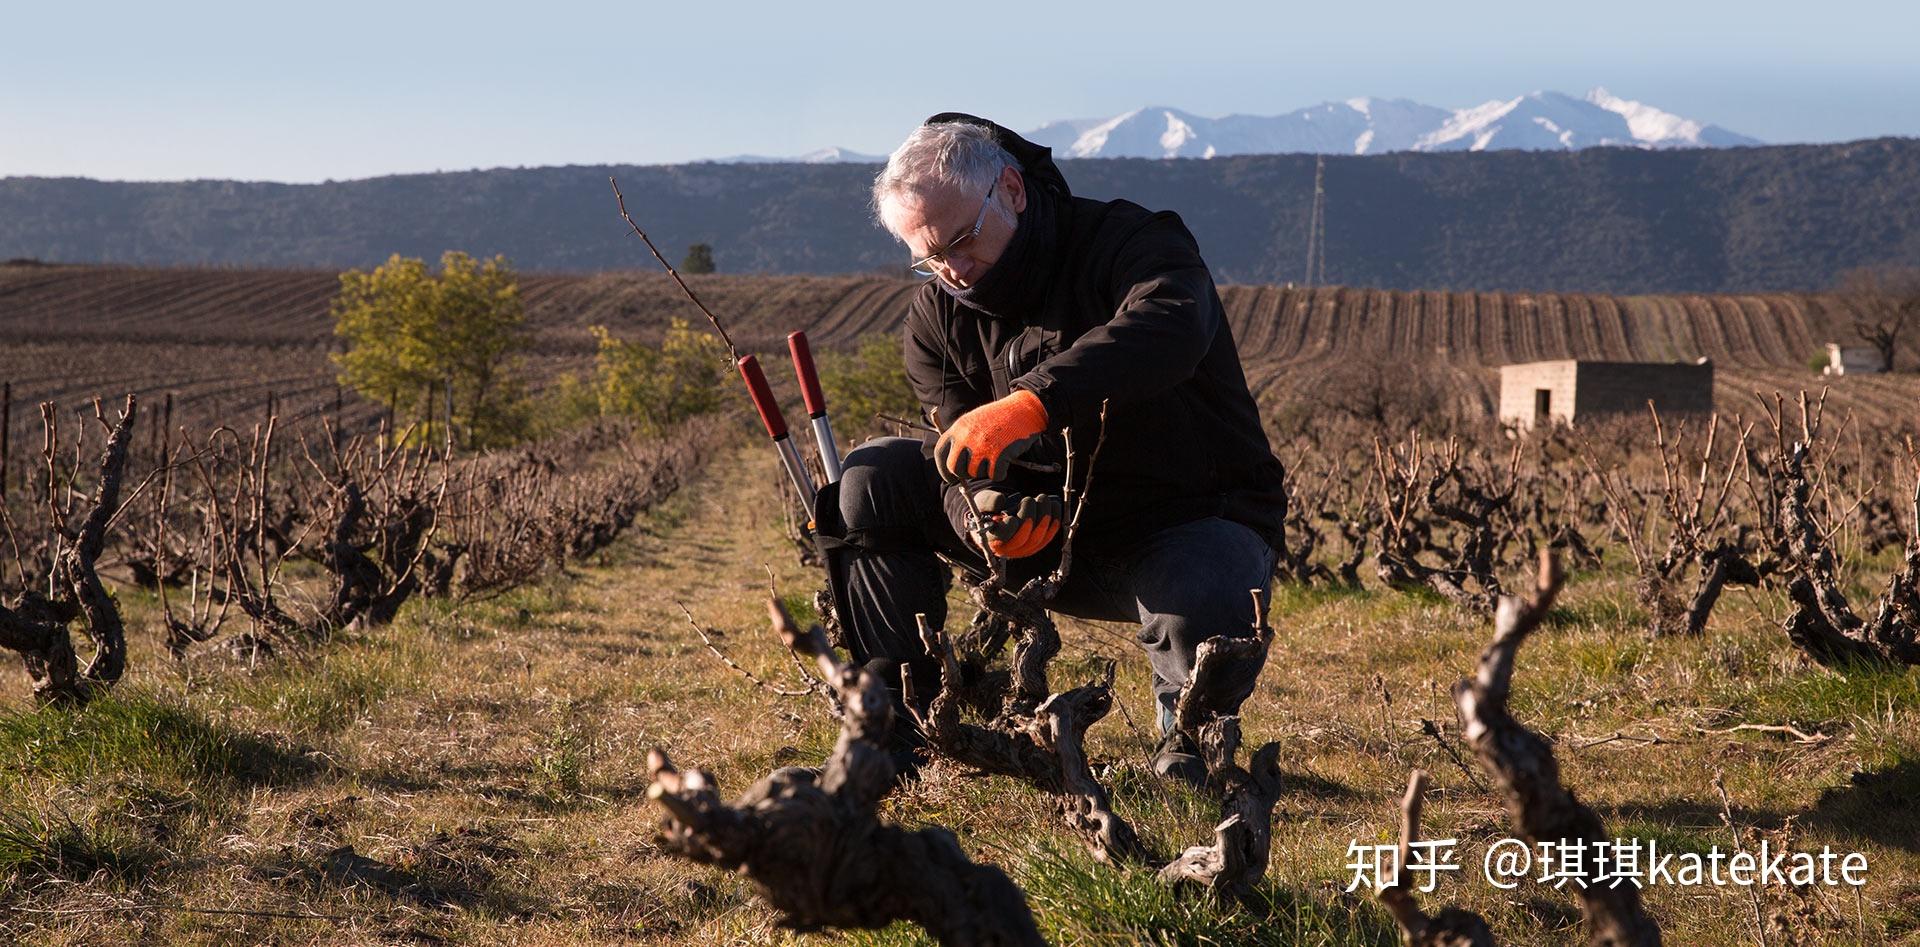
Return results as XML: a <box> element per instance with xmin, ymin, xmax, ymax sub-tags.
<box><xmin>822</xmin><ymin>437</ymin><xmax>1277</xmax><ymax>729</ymax></box>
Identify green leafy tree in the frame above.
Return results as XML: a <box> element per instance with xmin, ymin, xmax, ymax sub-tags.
<box><xmin>588</xmin><ymin>318</ymin><xmax>729</xmax><ymax>435</ymax></box>
<box><xmin>818</xmin><ymin>332</ymin><xmax>918</xmax><ymax>439</ymax></box>
<box><xmin>332</xmin><ymin>251</ymin><xmax>530</xmax><ymax>447</ymax></box>
<box><xmin>681</xmin><ymin>243</ymin><xmax>716</xmax><ymax>274</ymax></box>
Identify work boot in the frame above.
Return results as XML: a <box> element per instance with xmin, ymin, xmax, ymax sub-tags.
<box><xmin>1151</xmin><ymin>729</ymin><xmax>1207</xmax><ymax>788</ymax></box>
<box><xmin>887</xmin><ymin>742</ymin><xmax>926</xmax><ymax>789</ymax></box>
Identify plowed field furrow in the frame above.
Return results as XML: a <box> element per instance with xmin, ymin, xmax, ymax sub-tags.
<box><xmin>1458</xmin><ymin>291</ymin><xmax>1485</xmax><ymax>362</ymax></box>
<box><xmin>1263</xmin><ymin>285</ymin><xmax>1299</xmax><ymax>358</ymax></box>
<box><xmin>1217</xmin><ymin>286</ymin><xmax>1252</xmax><ymax>333</ymax></box>
<box><xmin>1400</xmin><ymin>290</ymin><xmax>1425</xmax><ymax>355</ymax></box>
<box><xmin>1528</xmin><ymin>293</ymin><xmax>1559</xmax><ymax>359</ymax></box>
<box><xmin>1754</xmin><ymin>295</ymin><xmax>1814</xmax><ymax>367</ymax></box>
<box><xmin>56</xmin><ymin>270</ymin><xmax>212</xmax><ymax>324</ymax></box>
<box><xmin>1566</xmin><ymin>293</ymin><xmax>1595</xmax><ymax>359</ymax></box>
<box><xmin>1398</xmin><ymin>291</ymin><xmax>1419</xmax><ymax>354</ymax></box>
<box><xmin>1227</xmin><ymin>285</ymin><xmax>1281</xmax><ymax>357</ymax></box>
<box><xmin>1374</xmin><ymin>289</ymin><xmax>1395</xmax><ymax>354</ymax></box>
<box><xmin>194</xmin><ymin>276</ymin><xmax>334</xmax><ymax>336</ymax></box>
<box><xmin>1703</xmin><ymin>295</ymin><xmax>1750</xmax><ymax>365</ymax></box>
<box><xmin>860</xmin><ymin>284</ymin><xmax>921</xmax><ymax>339</ymax></box>
<box><xmin>5</xmin><ymin>264</ymin><xmax>1918</xmax><ymax>428</ymax></box>
<box><xmin>810</xmin><ymin>281</ymin><xmax>911</xmax><ymax>343</ymax></box>
<box><xmin>1625</xmin><ymin>296</ymin><xmax>1680</xmax><ymax>362</ymax></box>
<box><xmin>1507</xmin><ymin>296</ymin><xmax>1535</xmax><ymax>363</ymax></box>
<box><xmin>1284</xmin><ymin>287</ymin><xmax>1318</xmax><ymax>360</ymax></box>
<box><xmin>789</xmin><ymin>280</ymin><xmax>877</xmax><ymax>344</ymax></box>
<box><xmin>1591</xmin><ymin>294</ymin><xmax>1630</xmax><ymax>360</ymax></box>
<box><xmin>1682</xmin><ymin>295</ymin><xmax>1725</xmax><ymax>361</ymax></box>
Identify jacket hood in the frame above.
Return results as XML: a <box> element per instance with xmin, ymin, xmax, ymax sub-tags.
<box><xmin>923</xmin><ymin>112</ymin><xmax>1072</xmax><ymax>200</ymax></box>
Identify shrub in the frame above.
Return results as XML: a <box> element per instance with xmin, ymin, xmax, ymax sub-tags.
<box><xmin>587</xmin><ymin>318</ymin><xmax>730</xmax><ymax>435</ymax></box>
<box><xmin>818</xmin><ymin>332</ymin><xmax>919</xmax><ymax>441</ymax></box>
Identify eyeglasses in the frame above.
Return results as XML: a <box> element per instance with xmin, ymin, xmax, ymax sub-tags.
<box><xmin>908</xmin><ymin>176</ymin><xmax>999</xmax><ymax>278</ymax></box>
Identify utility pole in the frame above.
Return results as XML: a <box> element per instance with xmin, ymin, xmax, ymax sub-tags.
<box><xmin>1304</xmin><ymin>155</ymin><xmax>1328</xmax><ymax>288</ymax></box>
<box><xmin>1</xmin><ymin>381</ymin><xmax>10</xmax><ymax>500</ymax></box>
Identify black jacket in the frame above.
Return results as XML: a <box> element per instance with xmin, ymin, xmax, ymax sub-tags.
<box><xmin>902</xmin><ymin>117</ymin><xmax>1286</xmax><ymax>553</ymax></box>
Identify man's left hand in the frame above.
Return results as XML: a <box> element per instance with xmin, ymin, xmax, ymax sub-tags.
<box><xmin>972</xmin><ymin>488</ymin><xmax>1063</xmax><ymax>559</ymax></box>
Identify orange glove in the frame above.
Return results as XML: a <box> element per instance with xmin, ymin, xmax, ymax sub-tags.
<box><xmin>974</xmin><ymin>489</ymin><xmax>1063</xmax><ymax>559</ymax></box>
<box><xmin>934</xmin><ymin>390</ymin><xmax>1048</xmax><ymax>482</ymax></box>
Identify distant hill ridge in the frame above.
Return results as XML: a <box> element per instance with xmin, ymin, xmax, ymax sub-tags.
<box><xmin>3</xmin><ymin>138</ymin><xmax>1918</xmax><ymax>293</ymax></box>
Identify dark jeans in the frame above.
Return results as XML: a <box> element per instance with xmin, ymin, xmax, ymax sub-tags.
<box><xmin>824</xmin><ymin>437</ymin><xmax>1276</xmax><ymax>732</ymax></box>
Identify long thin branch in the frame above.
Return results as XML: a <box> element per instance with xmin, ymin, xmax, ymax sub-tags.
<box><xmin>679</xmin><ymin>602</ymin><xmax>814</xmax><ymax>698</ymax></box>
<box><xmin>608</xmin><ymin>176</ymin><xmax>738</xmax><ymax>362</ymax></box>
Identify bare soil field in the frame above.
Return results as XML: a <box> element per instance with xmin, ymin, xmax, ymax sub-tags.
<box><xmin>3</xmin><ymin>262</ymin><xmax>1913</xmax><ymax>443</ymax></box>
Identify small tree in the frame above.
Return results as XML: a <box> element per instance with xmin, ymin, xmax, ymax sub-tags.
<box><xmin>332</xmin><ymin>251</ymin><xmax>530</xmax><ymax>447</ymax></box>
<box><xmin>1836</xmin><ymin>265</ymin><xmax>1920</xmax><ymax>372</ymax></box>
<box><xmin>681</xmin><ymin>243</ymin><xmax>716</xmax><ymax>274</ymax></box>
<box><xmin>589</xmin><ymin>319</ymin><xmax>729</xmax><ymax>435</ymax></box>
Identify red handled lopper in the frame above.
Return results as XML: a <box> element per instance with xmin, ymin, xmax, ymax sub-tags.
<box><xmin>738</xmin><ymin>355</ymin><xmax>818</xmax><ymax>515</ymax></box>
<box><xmin>786</xmin><ymin>331</ymin><xmax>843</xmax><ymax>484</ymax></box>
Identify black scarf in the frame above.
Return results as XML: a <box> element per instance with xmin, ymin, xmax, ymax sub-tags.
<box><xmin>938</xmin><ymin>181</ymin><xmax>1059</xmax><ymax>322</ymax></box>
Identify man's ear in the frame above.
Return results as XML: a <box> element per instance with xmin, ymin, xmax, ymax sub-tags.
<box><xmin>1002</xmin><ymin>166</ymin><xmax>1027</xmax><ymax>214</ymax></box>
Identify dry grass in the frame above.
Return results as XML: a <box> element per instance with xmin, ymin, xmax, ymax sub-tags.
<box><xmin>2</xmin><ymin>430</ymin><xmax>1917</xmax><ymax>945</ymax></box>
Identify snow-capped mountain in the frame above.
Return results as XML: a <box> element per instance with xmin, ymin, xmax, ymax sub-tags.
<box><xmin>1024</xmin><ymin>89</ymin><xmax>1759</xmax><ymax>158</ymax></box>
<box><xmin>707</xmin><ymin>146</ymin><xmax>884</xmax><ymax>165</ymax></box>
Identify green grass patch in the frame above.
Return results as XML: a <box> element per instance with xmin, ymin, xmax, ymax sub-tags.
<box><xmin>1607</xmin><ymin>819</ymin><xmax>1718</xmax><ymax>858</ymax></box>
<box><xmin>0</xmin><ymin>692</ymin><xmax>305</xmax><ymax>792</ymax></box>
<box><xmin>532</xmin><ymin>703</ymin><xmax>598</xmax><ymax>801</ymax></box>
<box><xmin>779</xmin><ymin>590</ymin><xmax>820</xmax><ymax>628</ymax></box>
<box><xmin>227</xmin><ymin>628</ymin><xmax>428</xmax><ymax>733</ymax></box>
<box><xmin>1542</xmin><ymin>592</ymin><xmax>1643</xmax><ymax>632</ymax></box>
<box><xmin>1737</xmin><ymin>663</ymin><xmax>1920</xmax><ymax>727</ymax></box>
<box><xmin>1561</xmin><ymin>637</ymin><xmax>1648</xmax><ymax>682</ymax></box>
<box><xmin>1269</xmin><ymin>581</ymin><xmax>1375</xmax><ymax>616</ymax></box>
<box><xmin>0</xmin><ymin>805</ymin><xmax>165</xmax><ymax>887</ymax></box>
<box><xmin>1007</xmin><ymin>840</ymin><xmax>1400</xmax><ymax>946</ymax></box>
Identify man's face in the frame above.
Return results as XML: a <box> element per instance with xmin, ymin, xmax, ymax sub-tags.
<box><xmin>885</xmin><ymin>166</ymin><xmax>1027</xmax><ymax>289</ymax></box>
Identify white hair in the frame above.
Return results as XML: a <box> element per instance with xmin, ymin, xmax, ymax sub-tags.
<box><xmin>871</xmin><ymin>122</ymin><xmax>1021</xmax><ymax>237</ymax></box>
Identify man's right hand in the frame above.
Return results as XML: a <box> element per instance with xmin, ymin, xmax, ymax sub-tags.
<box><xmin>933</xmin><ymin>390</ymin><xmax>1048</xmax><ymax>482</ymax></box>
<box><xmin>972</xmin><ymin>488</ymin><xmax>1063</xmax><ymax>559</ymax></box>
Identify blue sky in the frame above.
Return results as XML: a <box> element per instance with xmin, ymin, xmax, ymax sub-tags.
<box><xmin>5</xmin><ymin>0</ymin><xmax>1918</xmax><ymax>182</ymax></box>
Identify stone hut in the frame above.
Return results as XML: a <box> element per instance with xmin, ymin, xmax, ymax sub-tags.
<box><xmin>1822</xmin><ymin>343</ymin><xmax>1887</xmax><ymax>376</ymax></box>
<box><xmin>1498</xmin><ymin>359</ymin><xmax>1714</xmax><ymax>430</ymax></box>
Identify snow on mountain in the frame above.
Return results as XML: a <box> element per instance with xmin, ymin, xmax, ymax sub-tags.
<box><xmin>699</xmin><ymin>90</ymin><xmax>1756</xmax><ymax>163</ymax></box>
<box><xmin>1021</xmin><ymin>90</ymin><xmax>1757</xmax><ymax>158</ymax></box>
<box><xmin>1415</xmin><ymin>91</ymin><xmax>1640</xmax><ymax>151</ymax></box>
<box><xmin>1583</xmin><ymin>87</ymin><xmax>1760</xmax><ymax>148</ymax></box>
<box><xmin>707</xmin><ymin>146</ymin><xmax>883</xmax><ymax>164</ymax></box>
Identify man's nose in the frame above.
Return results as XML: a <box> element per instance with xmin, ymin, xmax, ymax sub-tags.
<box><xmin>944</xmin><ymin>255</ymin><xmax>978</xmax><ymax>285</ymax></box>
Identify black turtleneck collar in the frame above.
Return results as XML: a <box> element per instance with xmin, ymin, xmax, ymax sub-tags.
<box><xmin>937</xmin><ymin>180</ymin><xmax>1061</xmax><ymax>321</ymax></box>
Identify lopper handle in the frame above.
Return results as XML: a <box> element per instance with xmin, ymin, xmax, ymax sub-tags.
<box><xmin>737</xmin><ymin>355</ymin><xmax>788</xmax><ymax>439</ymax></box>
<box><xmin>787</xmin><ymin>331</ymin><xmax>827</xmax><ymax>418</ymax></box>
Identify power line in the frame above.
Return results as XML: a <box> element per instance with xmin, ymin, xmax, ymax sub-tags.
<box><xmin>1304</xmin><ymin>155</ymin><xmax>1327</xmax><ymax>287</ymax></box>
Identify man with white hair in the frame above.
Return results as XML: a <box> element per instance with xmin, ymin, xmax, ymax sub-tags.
<box><xmin>814</xmin><ymin>113</ymin><xmax>1286</xmax><ymax>784</ymax></box>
